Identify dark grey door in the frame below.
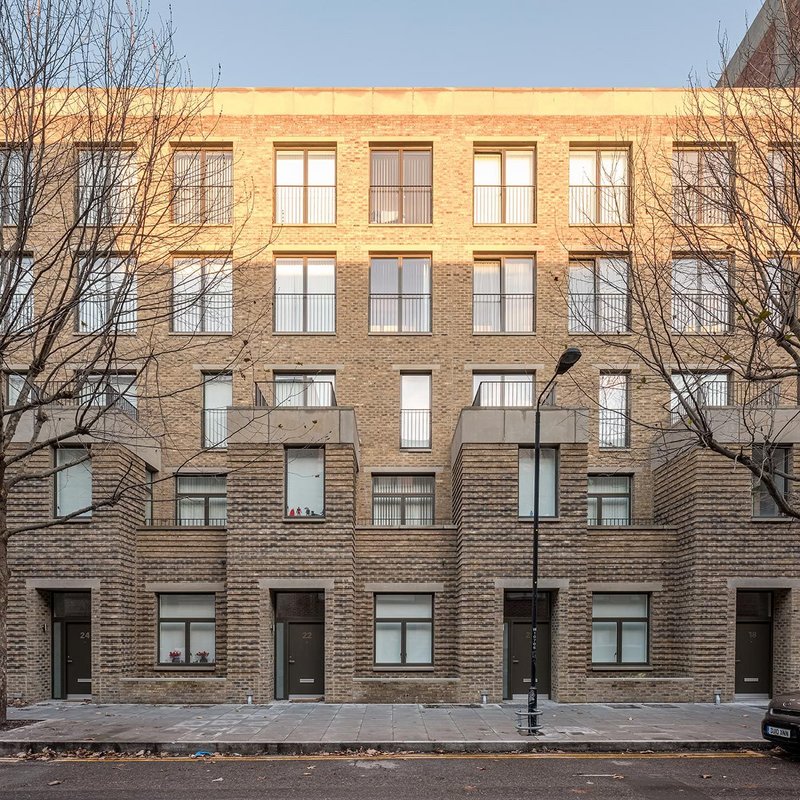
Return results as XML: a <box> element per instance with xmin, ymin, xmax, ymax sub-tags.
<box><xmin>509</xmin><ymin>621</ymin><xmax>550</xmax><ymax>696</ymax></box>
<box><xmin>65</xmin><ymin>622</ymin><xmax>92</xmax><ymax>695</ymax></box>
<box><xmin>735</xmin><ymin>621</ymin><xmax>771</xmax><ymax>694</ymax></box>
<box><xmin>287</xmin><ymin>622</ymin><xmax>324</xmax><ymax>695</ymax></box>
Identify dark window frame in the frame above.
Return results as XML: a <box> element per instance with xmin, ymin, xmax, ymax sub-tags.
<box><xmin>76</xmin><ymin>146</ymin><xmax>137</xmax><ymax>226</ymax></box>
<box><xmin>53</xmin><ymin>446</ymin><xmax>92</xmax><ymax>520</ymax></box>
<box><xmin>156</xmin><ymin>593</ymin><xmax>216</xmax><ymax>667</ymax></box>
<box><xmin>567</xmin><ymin>255</ymin><xmax>631</xmax><ymax>333</ymax></box>
<box><xmin>273</xmin><ymin>146</ymin><xmax>337</xmax><ymax>225</ymax></box>
<box><xmin>273</xmin><ymin>254</ymin><xmax>337</xmax><ymax>334</ymax></box>
<box><xmin>472</xmin><ymin>146</ymin><xmax>537</xmax><ymax>224</ymax></box>
<box><xmin>174</xmin><ymin>474</ymin><xmax>227</xmax><ymax>527</ymax></box>
<box><xmin>371</xmin><ymin>474</ymin><xmax>435</xmax><ymax>526</ymax></box>
<box><xmin>170</xmin><ymin>254</ymin><xmax>233</xmax><ymax>334</ymax></box>
<box><xmin>518</xmin><ymin>446</ymin><xmax>559</xmax><ymax>519</ymax></box>
<box><xmin>472</xmin><ymin>255</ymin><xmax>536</xmax><ymax>333</ymax></box>
<box><xmin>591</xmin><ymin>592</ymin><xmax>650</xmax><ymax>667</ymax></box>
<box><xmin>568</xmin><ymin>146</ymin><xmax>631</xmax><ymax>225</ymax></box>
<box><xmin>369</xmin><ymin>146</ymin><xmax>433</xmax><ymax>225</ymax></box>
<box><xmin>373</xmin><ymin>593</ymin><xmax>434</xmax><ymax>667</ymax></box>
<box><xmin>672</xmin><ymin>145</ymin><xmax>734</xmax><ymax>226</ymax></box>
<box><xmin>172</xmin><ymin>147</ymin><xmax>233</xmax><ymax>225</ymax></box>
<box><xmin>598</xmin><ymin>371</ymin><xmax>631</xmax><ymax>449</ymax></box>
<box><xmin>201</xmin><ymin>372</ymin><xmax>232</xmax><ymax>450</ymax></box>
<box><xmin>399</xmin><ymin>371</ymin><xmax>432</xmax><ymax>450</ymax></box>
<box><xmin>368</xmin><ymin>254</ymin><xmax>432</xmax><ymax>334</ymax></box>
<box><xmin>587</xmin><ymin>474</ymin><xmax>632</xmax><ymax>526</ymax></box>
<box><xmin>752</xmin><ymin>444</ymin><xmax>792</xmax><ymax>518</ymax></box>
<box><xmin>284</xmin><ymin>446</ymin><xmax>326</xmax><ymax>520</ymax></box>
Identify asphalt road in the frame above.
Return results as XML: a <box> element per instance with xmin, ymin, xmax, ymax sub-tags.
<box><xmin>0</xmin><ymin>753</ymin><xmax>796</xmax><ymax>799</ymax></box>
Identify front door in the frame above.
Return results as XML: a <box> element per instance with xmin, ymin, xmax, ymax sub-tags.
<box><xmin>509</xmin><ymin>621</ymin><xmax>550</xmax><ymax>696</ymax></box>
<box><xmin>287</xmin><ymin>622</ymin><xmax>324</xmax><ymax>696</ymax></box>
<box><xmin>735</xmin><ymin>590</ymin><xmax>772</xmax><ymax>696</ymax></box>
<box><xmin>65</xmin><ymin>622</ymin><xmax>92</xmax><ymax>696</ymax></box>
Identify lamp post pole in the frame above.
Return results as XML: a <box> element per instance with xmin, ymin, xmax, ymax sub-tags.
<box><xmin>518</xmin><ymin>347</ymin><xmax>581</xmax><ymax>736</ymax></box>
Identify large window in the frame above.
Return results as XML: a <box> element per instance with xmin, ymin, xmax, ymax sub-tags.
<box><xmin>158</xmin><ymin>594</ymin><xmax>216</xmax><ymax>666</ymax></box>
<box><xmin>273</xmin><ymin>372</ymin><xmax>336</xmax><ymax>407</ymax></box>
<box><xmin>592</xmin><ymin>594</ymin><xmax>649</xmax><ymax>665</ymax></box>
<box><xmin>274</xmin><ymin>256</ymin><xmax>335</xmax><ymax>333</ymax></box>
<box><xmin>0</xmin><ymin>149</ymin><xmax>23</xmax><ymax>225</ymax></box>
<box><xmin>370</xmin><ymin>148</ymin><xmax>432</xmax><ymax>224</ymax></box>
<box><xmin>372</xmin><ymin>475</ymin><xmax>435</xmax><ymax>526</ymax></box>
<box><xmin>568</xmin><ymin>257</ymin><xmax>629</xmax><ymax>333</ymax></box>
<box><xmin>369</xmin><ymin>256</ymin><xmax>431</xmax><ymax>333</ymax></box>
<box><xmin>172</xmin><ymin>257</ymin><xmax>233</xmax><ymax>334</ymax></box>
<box><xmin>400</xmin><ymin>373</ymin><xmax>431</xmax><ymax>449</ymax></box>
<box><xmin>176</xmin><ymin>475</ymin><xmax>227</xmax><ymax>526</ymax></box>
<box><xmin>173</xmin><ymin>149</ymin><xmax>232</xmax><ymax>225</ymax></box>
<box><xmin>285</xmin><ymin>448</ymin><xmax>325</xmax><ymax>518</ymax></box>
<box><xmin>473</xmin><ymin>148</ymin><xmax>535</xmax><ymax>224</ymax></box>
<box><xmin>77</xmin><ymin>148</ymin><xmax>136</xmax><ymax>225</ymax></box>
<box><xmin>374</xmin><ymin>594</ymin><xmax>433</xmax><ymax>666</ymax></box>
<box><xmin>472</xmin><ymin>372</ymin><xmax>534</xmax><ymax>407</ymax></box>
<box><xmin>753</xmin><ymin>444</ymin><xmax>791</xmax><ymax>518</ymax></box>
<box><xmin>672</xmin><ymin>148</ymin><xmax>732</xmax><ymax>225</ymax></box>
<box><xmin>518</xmin><ymin>447</ymin><xmax>558</xmax><ymax>518</ymax></box>
<box><xmin>473</xmin><ymin>257</ymin><xmax>535</xmax><ymax>333</ymax></box>
<box><xmin>569</xmin><ymin>149</ymin><xmax>629</xmax><ymax>225</ymax></box>
<box><xmin>599</xmin><ymin>373</ymin><xmax>629</xmax><ymax>449</ymax></box>
<box><xmin>669</xmin><ymin>372</ymin><xmax>729</xmax><ymax>421</ymax></box>
<box><xmin>671</xmin><ymin>257</ymin><xmax>730</xmax><ymax>333</ymax></box>
<box><xmin>78</xmin><ymin>255</ymin><xmax>136</xmax><ymax>333</ymax></box>
<box><xmin>55</xmin><ymin>448</ymin><xmax>92</xmax><ymax>518</ymax></box>
<box><xmin>1</xmin><ymin>254</ymin><xmax>33</xmax><ymax>332</ymax></box>
<box><xmin>587</xmin><ymin>475</ymin><xmax>631</xmax><ymax>526</ymax></box>
<box><xmin>768</xmin><ymin>149</ymin><xmax>792</xmax><ymax>223</ymax></box>
<box><xmin>274</xmin><ymin>149</ymin><xmax>335</xmax><ymax>224</ymax></box>
<box><xmin>202</xmin><ymin>373</ymin><xmax>232</xmax><ymax>449</ymax></box>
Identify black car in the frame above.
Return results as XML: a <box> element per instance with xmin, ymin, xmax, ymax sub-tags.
<box><xmin>762</xmin><ymin>695</ymin><xmax>800</xmax><ymax>752</ymax></box>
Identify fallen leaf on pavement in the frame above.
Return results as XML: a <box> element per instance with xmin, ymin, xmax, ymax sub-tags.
<box><xmin>47</xmin><ymin>780</ymin><xmax>62</xmax><ymax>786</ymax></box>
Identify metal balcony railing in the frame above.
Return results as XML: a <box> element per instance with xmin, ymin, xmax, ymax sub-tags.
<box><xmin>598</xmin><ymin>412</ymin><xmax>629</xmax><ymax>449</ymax></box>
<box><xmin>673</xmin><ymin>184</ymin><xmax>731</xmax><ymax>225</ymax></box>
<box><xmin>473</xmin><ymin>185</ymin><xmax>536</xmax><ymax>224</ymax></box>
<box><xmin>2</xmin><ymin>292</ymin><xmax>33</xmax><ymax>332</ymax></box>
<box><xmin>369</xmin><ymin>185</ymin><xmax>432</xmax><ymax>224</ymax></box>
<box><xmin>671</xmin><ymin>292</ymin><xmax>731</xmax><ymax>333</ymax></box>
<box><xmin>203</xmin><ymin>407</ymin><xmax>228</xmax><ymax>448</ymax></box>
<box><xmin>172</xmin><ymin>292</ymin><xmax>232</xmax><ymax>333</ymax></box>
<box><xmin>471</xmin><ymin>380</ymin><xmax>554</xmax><ymax>408</ymax></box>
<box><xmin>670</xmin><ymin>380</ymin><xmax>783</xmax><ymax>423</ymax></box>
<box><xmin>58</xmin><ymin>384</ymin><xmax>138</xmax><ymax>420</ymax></box>
<box><xmin>1</xmin><ymin>183</ymin><xmax>21</xmax><ymax>225</ymax></box>
<box><xmin>144</xmin><ymin>517</ymin><xmax>227</xmax><ymax>528</ymax></box>
<box><xmin>274</xmin><ymin>293</ymin><xmax>335</xmax><ymax>333</ymax></box>
<box><xmin>472</xmin><ymin>293</ymin><xmax>535</xmax><ymax>333</ymax></box>
<box><xmin>77</xmin><ymin>292</ymin><xmax>137</xmax><ymax>333</ymax></box>
<box><xmin>274</xmin><ymin>185</ymin><xmax>336</xmax><ymax>224</ymax></box>
<box><xmin>587</xmin><ymin>516</ymin><xmax>666</xmax><ymax>527</ymax></box>
<box><xmin>569</xmin><ymin>185</ymin><xmax>630</xmax><ymax>225</ymax></box>
<box><xmin>568</xmin><ymin>292</ymin><xmax>630</xmax><ymax>333</ymax></box>
<box><xmin>369</xmin><ymin>293</ymin><xmax>431</xmax><ymax>333</ymax></box>
<box><xmin>400</xmin><ymin>409</ymin><xmax>431</xmax><ymax>449</ymax></box>
<box><xmin>255</xmin><ymin>380</ymin><xmax>337</xmax><ymax>408</ymax></box>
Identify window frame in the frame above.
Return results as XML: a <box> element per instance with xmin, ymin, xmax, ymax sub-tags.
<box><xmin>201</xmin><ymin>372</ymin><xmax>232</xmax><ymax>450</ymax></box>
<box><xmin>752</xmin><ymin>444</ymin><xmax>792</xmax><ymax>518</ymax></box>
<box><xmin>172</xmin><ymin>147</ymin><xmax>233</xmax><ymax>226</ymax></box>
<box><xmin>373</xmin><ymin>593</ymin><xmax>434</xmax><ymax>667</ymax></box>
<box><xmin>400</xmin><ymin>372</ymin><xmax>432</xmax><ymax>450</ymax></box>
<box><xmin>369</xmin><ymin>146</ymin><xmax>433</xmax><ymax>225</ymax></box>
<box><xmin>599</xmin><ymin>372</ymin><xmax>630</xmax><ymax>449</ymax></box>
<box><xmin>567</xmin><ymin>255</ymin><xmax>630</xmax><ymax>333</ymax></box>
<box><xmin>0</xmin><ymin>148</ymin><xmax>23</xmax><ymax>226</ymax></box>
<box><xmin>371</xmin><ymin>474</ymin><xmax>436</xmax><ymax>527</ymax></box>
<box><xmin>591</xmin><ymin>593</ymin><xmax>650</xmax><ymax>667</ymax></box>
<box><xmin>669</xmin><ymin>370</ymin><xmax>731</xmax><ymax>422</ymax></box>
<box><xmin>171</xmin><ymin>254</ymin><xmax>233</xmax><ymax>334</ymax></box>
<box><xmin>53</xmin><ymin>447</ymin><xmax>93</xmax><ymax>520</ymax></box>
<box><xmin>175</xmin><ymin>474</ymin><xmax>227</xmax><ymax>527</ymax></box>
<box><xmin>76</xmin><ymin>147</ymin><xmax>137</xmax><ymax>226</ymax></box>
<box><xmin>368</xmin><ymin>254</ymin><xmax>432</xmax><ymax>334</ymax></box>
<box><xmin>518</xmin><ymin>446</ymin><xmax>559</xmax><ymax>519</ymax></box>
<box><xmin>156</xmin><ymin>593</ymin><xmax>216</xmax><ymax>667</ymax></box>
<box><xmin>471</xmin><ymin>371</ymin><xmax>535</xmax><ymax>407</ymax></box>
<box><xmin>273</xmin><ymin>371</ymin><xmax>336</xmax><ymax>407</ymax></box>
<box><xmin>273</xmin><ymin>254</ymin><xmax>337</xmax><ymax>334</ymax></box>
<box><xmin>273</xmin><ymin>146</ymin><xmax>337</xmax><ymax>225</ymax></box>
<box><xmin>672</xmin><ymin>146</ymin><xmax>733</xmax><ymax>226</ymax></box>
<box><xmin>670</xmin><ymin>255</ymin><xmax>732</xmax><ymax>334</ymax></box>
<box><xmin>472</xmin><ymin>255</ymin><xmax>536</xmax><ymax>334</ymax></box>
<box><xmin>568</xmin><ymin>147</ymin><xmax>631</xmax><ymax>225</ymax></box>
<box><xmin>76</xmin><ymin>253</ymin><xmax>137</xmax><ymax>335</ymax></box>
<box><xmin>284</xmin><ymin>446</ymin><xmax>326</xmax><ymax>520</ymax></box>
<box><xmin>587</xmin><ymin>474</ymin><xmax>632</xmax><ymax>526</ymax></box>
<box><xmin>472</xmin><ymin>146</ymin><xmax>537</xmax><ymax>225</ymax></box>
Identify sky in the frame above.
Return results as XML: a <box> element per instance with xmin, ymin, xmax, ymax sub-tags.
<box><xmin>150</xmin><ymin>0</ymin><xmax>765</xmax><ymax>88</ymax></box>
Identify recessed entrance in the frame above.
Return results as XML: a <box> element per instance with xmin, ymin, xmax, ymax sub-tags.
<box><xmin>503</xmin><ymin>591</ymin><xmax>551</xmax><ymax>699</ymax></box>
<box><xmin>274</xmin><ymin>591</ymin><xmax>325</xmax><ymax>700</ymax></box>
<box><xmin>52</xmin><ymin>592</ymin><xmax>92</xmax><ymax>699</ymax></box>
<box><xmin>735</xmin><ymin>590</ymin><xmax>772</xmax><ymax>698</ymax></box>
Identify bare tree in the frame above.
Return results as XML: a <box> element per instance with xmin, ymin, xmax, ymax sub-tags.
<box><xmin>0</xmin><ymin>0</ymin><xmax>275</xmax><ymax>722</ymax></box>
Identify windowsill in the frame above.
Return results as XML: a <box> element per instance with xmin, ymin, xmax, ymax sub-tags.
<box><xmin>591</xmin><ymin>665</ymin><xmax>653</xmax><ymax>672</ymax></box>
<box><xmin>399</xmin><ymin>448</ymin><xmax>433</xmax><ymax>453</ymax></box>
<box><xmin>372</xmin><ymin>665</ymin><xmax>435</xmax><ymax>672</ymax></box>
<box><xmin>140</xmin><ymin>524</ymin><xmax>227</xmax><ymax>531</ymax></box>
<box><xmin>155</xmin><ymin>664</ymin><xmax>217</xmax><ymax>671</ymax></box>
<box><xmin>273</xmin><ymin>331</ymin><xmax>337</xmax><ymax>336</ymax></box>
<box><xmin>168</xmin><ymin>331</ymin><xmax>233</xmax><ymax>337</ymax></box>
<box><xmin>283</xmin><ymin>516</ymin><xmax>327</xmax><ymax>523</ymax></box>
<box><xmin>750</xmin><ymin>516</ymin><xmax>794</xmax><ymax>523</ymax></box>
<box><xmin>170</xmin><ymin>223</ymin><xmax>233</xmax><ymax>228</ymax></box>
<box><xmin>368</xmin><ymin>331</ymin><xmax>433</xmax><ymax>336</ymax></box>
<box><xmin>55</xmin><ymin>517</ymin><xmax>93</xmax><ymax>524</ymax></box>
<box><xmin>518</xmin><ymin>517</ymin><xmax>561</xmax><ymax>523</ymax></box>
<box><xmin>598</xmin><ymin>447</ymin><xmax>632</xmax><ymax>452</ymax></box>
<box><xmin>568</xmin><ymin>222</ymin><xmax>632</xmax><ymax>228</ymax></box>
<box><xmin>367</xmin><ymin>223</ymin><xmax>434</xmax><ymax>228</ymax></box>
<box><xmin>567</xmin><ymin>331</ymin><xmax>632</xmax><ymax>337</ymax></box>
<box><xmin>472</xmin><ymin>222</ymin><xmax>537</xmax><ymax>227</ymax></box>
<box><xmin>472</xmin><ymin>331</ymin><xmax>536</xmax><ymax>336</ymax></box>
<box><xmin>272</xmin><ymin>222</ymin><xmax>337</xmax><ymax>227</ymax></box>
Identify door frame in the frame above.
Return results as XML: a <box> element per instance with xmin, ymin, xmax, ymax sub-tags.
<box><xmin>735</xmin><ymin>590</ymin><xmax>773</xmax><ymax>698</ymax></box>
<box><xmin>285</xmin><ymin>620</ymin><xmax>325</xmax><ymax>697</ymax></box>
<box><xmin>503</xmin><ymin>590</ymin><xmax>552</xmax><ymax>700</ymax></box>
<box><xmin>51</xmin><ymin>592</ymin><xmax>92</xmax><ymax>700</ymax></box>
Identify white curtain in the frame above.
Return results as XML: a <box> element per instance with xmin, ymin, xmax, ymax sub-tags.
<box><xmin>473</xmin><ymin>153</ymin><xmax>501</xmax><ymax>223</ymax></box>
<box><xmin>275</xmin><ymin>151</ymin><xmax>305</xmax><ymax>223</ymax></box>
<box><xmin>518</xmin><ymin>447</ymin><xmax>557</xmax><ymax>518</ymax></box>
<box><xmin>285</xmin><ymin>448</ymin><xmax>325</xmax><ymax>516</ymax></box>
<box><xmin>275</xmin><ymin>258</ymin><xmax>305</xmax><ymax>332</ymax></box>
<box><xmin>307</xmin><ymin>151</ymin><xmax>335</xmax><ymax>224</ymax></box>
<box><xmin>205</xmin><ymin>152</ymin><xmax>232</xmax><ymax>224</ymax></box>
<box><xmin>174</xmin><ymin>151</ymin><xmax>202</xmax><ymax>224</ymax></box>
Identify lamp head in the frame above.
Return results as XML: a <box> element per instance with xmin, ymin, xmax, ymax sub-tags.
<box><xmin>555</xmin><ymin>347</ymin><xmax>582</xmax><ymax>375</ymax></box>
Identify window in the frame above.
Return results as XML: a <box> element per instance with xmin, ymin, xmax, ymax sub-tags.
<box><xmin>144</xmin><ymin>469</ymin><xmax>155</xmax><ymax>525</ymax></box>
<box><xmin>473</xmin><ymin>257</ymin><xmax>535</xmax><ymax>333</ymax></box>
<box><xmin>78</xmin><ymin>255</ymin><xmax>136</xmax><ymax>333</ymax></box>
<box><xmin>592</xmin><ymin>593</ymin><xmax>649</xmax><ymax>665</ymax></box>
<box><xmin>588</xmin><ymin>475</ymin><xmax>631</xmax><ymax>525</ymax></box>
<box><xmin>599</xmin><ymin>373</ymin><xmax>629</xmax><ymax>449</ymax></box>
<box><xmin>1</xmin><ymin>255</ymin><xmax>33</xmax><ymax>331</ymax></box>
<box><xmin>0</xmin><ymin>148</ymin><xmax>23</xmax><ymax>225</ymax></box>
<box><xmin>176</xmin><ymin>475</ymin><xmax>227</xmax><ymax>526</ymax></box>
<box><xmin>7</xmin><ymin>372</ymin><xmax>27</xmax><ymax>406</ymax></box>
<box><xmin>518</xmin><ymin>447</ymin><xmax>558</xmax><ymax>518</ymax></box>
<box><xmin>55</xmin><ymin>448</ymin><xmax>92</xmax><ymax>518</ymax></box>
<box><xmin>569</xmin><ymin>149</ymin><xmax>630</xmax><ymax>225</ymax></box>
<box><xmin>472</xmin><ymin>372</ymin><xmax>534</xmax><ymax>407</ymax></box>
<box><xmin>473</xmin><ymin>148</ymin><xmax>535</xmax><ymax>224</ymax></box>
<box><xmin>753</xmin><ymin>444</ymin><xmax>791</xmax><ymax>517</ymax></box>
<box><xmin>77</xmin><ymin>148</ymin><xmax>136</xmax><ymax>225</ymax></box>
<box><xmin>369</xmin><ymin>256</ymin><xmax>431</xmax><ymax>333</ymax></box>
<box><xmin>285</xmin><ymin>448</ymin><xmax>325</xmax><ymax>518</ymax></box>
<box><xmin>669</xmin><ymin>372</ymin><xmax>729</xmax><ymax>422</ymax></box>
<box><xmin>767</xmin><ymin>149</ymin><xmax>789</xmax><ymax>222</ymax></box>
<box><xmin>370</xmin><ymin>148</ymin><xmax>432</xmax><ymax>224</ymax></box>
<box><xmin>273</xmin><ymin>372</ymin><xmax>335</xmax><ymax>407</ymax></box>
<box><xmin>671</xmin><ymin>257</ymin><xmax>730</xmax><ymax>334</ymax></box>
<box><xmin>158</xmin><ymin>594</ymin><xmax>216</xmax><ymax>666</ymax></box>
<box><xmin>173</xmin><ymin>149</ymin><xmax>232</xmax><ymax>225</ymax></box>
<box><xmin>172</xmin><ymin>256</ymin><xmax>232</xmax><ymax>333</ymax></box>
<box><xmin>372</xmin><ymin>475</ymin><xmax>435</xmax><ymax>526</ymax></box>
<box><xmin>568</xmin><ymin>257</ymin><xmax>629</xmax><ymax>333</ymax></box>
<box><xmin>672</xmin><ymin>147</ymin><xmax>732</xmax><ymax>225</ymax></box>
<box><xmin>274</xmin><ymin>256</ymin><xmax>335</xmax><ymax>333</ymax></box>
<box><xmin>274</xmin><ymin>148</ymin><xmax>335</xmax><ymax>224</ymax></box>
<box><xmin>202</xmin><ymin>373</ymin><xmax>232</xmax><ymax>449</ymax></box>
<box><xmin>80</xmin><ymin>373</ymin><xmax>137</xmax><ymax>417</ymax></box>
<box><xmin>400</xmin><ymin>373</ymin><xmax>431</xmax><ymax>449</ymax></box>
<box><xmin>374</xmin><ymin>594</ymin><xmax>433</xmax><ymax>666</ymax></box>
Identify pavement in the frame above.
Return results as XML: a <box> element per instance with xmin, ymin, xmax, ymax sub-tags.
<box><xmin>0</xmin><ymin>700</ymin><xmax>772</xmax><ymax>755</ymax></box>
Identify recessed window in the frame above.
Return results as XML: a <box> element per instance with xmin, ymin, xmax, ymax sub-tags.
<box><xmin>0</xmin><ymin>148</ymin><xmax>23</xmax><ymax>225</ymax></box>
<box><xmin>369</xmin><ymin>256</ymin><xmax>431</xmax><ymax>333</ymax></box>
<box><xmin>175</xmin><ymin>475</ymin><xmax>227</xmax><ymax>526</ymax></box>
<box><xmin>77</xmin><ymin>148</ymin><xmax>136</xmax><ymax>225</ymax></box>
<box><xmin>273</xmin><ymin>372</ymin><xmax>336</xmax><ymax>407</ymax></box>
<box><xmin>599</xmin><ymin>373</ymin><xmax>629</xmax><ymax>449</ymax></box>
<box><xmin>672</xmin><ymin>147</ymin><xmax>732</xmax><ymax>225</ymax></box>
<box><xmin>274</xmin><ymin>256</ymin><xmax>335</xmax><ymax>333</ymax></box>
<box><xmin>1</xmin><ymin>255</ymin><xmax>33</xmax><ymax>332</ymax></box>
<box><xmin>518</xmin><ymin>447</ymin><xmax>558</xmax><ymax>518</ymax></box>
<box><xmin>374</xmin><ymin>594</ymin><xmax>433</xmax><ymax>666</ymax></box>
<box><xmin>753</xmin><ymin>444</ymin><xmax>791</xmax><ymax>517</ymax></box>
<box><xmin>473</xmin><ymin>257</ymin><xmax>535</xmax><ymax>333</ymax></box>
<box><xmin>568</xmin><ymin>257</ymin><xmax>629</xmax><ymax>333</ymax></box>
<box><xmin>54</xmin><ymin>448</ymin><xmax>92</xmax><ymax>518</ymax></box>
<box><xmin>587</xmin><ymin>475</ymin><xmax>631</xmax><ymax>526</ymax></box>
<box><xmin>202</xmin><ymin>373</ymin><xmax>232</xmax><ymax>449</ymax></box>
<box><xmin>78</xmin><ymin>255</ymin><xmax>136</xmax><ymax>333</ymax></box>
<box><xmin>472</xmin><ymin>372</ymin><xmax>534</xmax><ymax>407</ymax></box>
<box><xmin>671</xmin><ymin>257</ymin><xmax>730</xmax><ymax>334</ymax></box>
<box><xmin>285</xmin><ymin>448</ymin><xmax>325</xmax><ymax>518</ymax></box>
<box><xmin>370</xmin><ymin>148</ymin><xmax>432</xmax><ymax>224</ymax></box>
<box><xmin>569</xmin><ymin>148</ymin><xmax>629</xmax><ymax>225</ymax></box>
<box><xmin>372</xmin><ymin>475</ymin><xmax>435</xmax><ymax>526</ymax></box>
<box><xmin>400</xmin><ymin>373</ymin><xmax>431</xmax><ymax>449</ymax></box>
<box><xmin>172</xmin><ymin>256</ymin><xmax>233</xmax><ymax>334</ymax></box>
<box><xmin>158</xmin><ymin>594</ymin><xmax>216</xmax><ymax>666</ymax></box>
<box><xmin>473</xmin><ymin>148</ymin><xmax>535</xmax><ymax>224</ymax></box>
<box><xmin>173</xmin><ymin>149</ymin><xmax>232</xmax><ymax>225</ymax></box>
<box><xmin>274</xmin><ymin>149</ymin><xmax>335</xmax><ymax>224</ymax></box>
<box><xmin>592</xmin><ymin>593</ymin><xmax>649</xmax><ymax>665</ymax></box>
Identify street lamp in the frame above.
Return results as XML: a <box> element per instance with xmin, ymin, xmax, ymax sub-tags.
<box><xmin>517</xmin><ymin>347</ymin><xmax>582</xmax><ymax>735</ymax></box>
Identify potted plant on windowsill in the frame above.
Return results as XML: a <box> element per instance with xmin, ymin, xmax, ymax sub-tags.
<box><xmin>169</xmin><ymin>650</ymin><xmax>182</xmax><ymax>664</ymax></box>
<box><xmin>196</xmin><ymin>650</ymin><xmax>210</xmax><ymax>664</ymax></box>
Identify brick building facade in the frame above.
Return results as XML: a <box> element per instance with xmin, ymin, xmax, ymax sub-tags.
<box><xmin>5</xmin><ymin>88</ymin><xmax>800</xmax><ymax>706</ymax></box>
